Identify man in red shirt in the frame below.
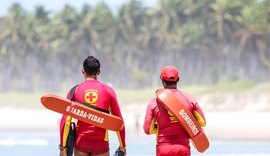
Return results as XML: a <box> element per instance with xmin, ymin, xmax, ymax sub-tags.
<box><xmin>143</xmin><ymin>65</ymin><xmax>206</xmax><ymax>156</ymax></box>
<box><xmin>59</xmin><ymin>56</ymin><xmax>126</xmax><ymax>156</ymax></box>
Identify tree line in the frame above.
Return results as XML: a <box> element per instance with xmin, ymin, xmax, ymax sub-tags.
<box><xmin>0</xmin><ymin>0</ymin><xmax>270</xmax><ymax>92</ymax></box>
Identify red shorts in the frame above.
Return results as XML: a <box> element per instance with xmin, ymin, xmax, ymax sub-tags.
<box><xmin>156</xmin><ymin>144</ymin><xmax>190</xmax><ymax>156</ymax></box>
<box><xmin>75</xmin><ymin>135</ymin><xmax>109</xmax><ymax>155</ymax></box>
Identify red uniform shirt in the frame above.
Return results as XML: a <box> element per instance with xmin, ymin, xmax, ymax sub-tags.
<box><xmin>60</xmin><ymin>79</ymin><xmax>126</xmax><ymax>148</ymax></box>
<box><xmin>143</xmin><ymin>89</ymin><xmax>205</xmax><ymax>148</ymax></box>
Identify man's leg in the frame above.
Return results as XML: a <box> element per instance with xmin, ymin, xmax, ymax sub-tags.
<box><xmin>74</xmin><ymin>148</ymin><xmax>109</xmax><ymax>156</ymax></box>
<box><xmin>75</xmin><ymin>136</ymin><xmax>109</xmax><ymax>156</ymax></box>
<box><xmin>74</xmin><ymin>148</ymin><xmax>89</xmax><ymax>156</ymax></box>
<box><xmin>157</xmin><ymin>144</ymin><xmax>190</xmax><ymax>156</ymax></box>
<box><xmin>93</xmin><ymin>151</ymin><xmax>109</xmax><ymax>156</ymax></box>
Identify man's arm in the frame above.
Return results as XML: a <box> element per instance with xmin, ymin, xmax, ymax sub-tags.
<box><xmin>58</xmin><ymin>90</ymin><xmax>73</xmax><ymax>155</ymax></box>
<box><xmin>184</xmin><ymin>92</ymin><xmax>206</xmax><ymax>127</ymax></box>
<box><xmin>143</xmin><ymin>98</ymin><xmax>158</xmax><ymax>134</ymax></box>
<box><xmin>109</xmin><ymin>88</ymin><xmax>126</xmax><ymax>150</ymax></box>
<box><xmin>59</xmin><ymin>115</ymin><xmax>72</xmax><ymax>155</ymax></box>
<box><xmin>192</xmin><ymin>101</ymin><xmax>206</xmax><ymax>127</ymax></box>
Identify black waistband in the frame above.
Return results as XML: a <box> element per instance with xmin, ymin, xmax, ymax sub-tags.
<box><xmin>74</xmin><ymin>100</ymin><xmax>110</xmax><ymax>114</ymax></box>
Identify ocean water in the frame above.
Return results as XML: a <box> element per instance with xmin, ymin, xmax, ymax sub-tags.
<box><xmin>0</xmin><ymin>131</ymin><xmax>270</xmax><ymax>156</ymax></box>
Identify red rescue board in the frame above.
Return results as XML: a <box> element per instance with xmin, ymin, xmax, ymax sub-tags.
<box><xmin>40</xmin><ymin>94</ymin><xmax>124</xmax><ymax>131</ymax></box>
<box><xmin>156</xmin><ymin>89</ymin><xmax>209</xmax><ymax>153</ymax></box>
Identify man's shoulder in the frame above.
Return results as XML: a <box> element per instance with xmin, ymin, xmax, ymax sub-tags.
<box><xmin>150</xmin><ymin>97</ymin><xmax>157</xmax><ymax>102</ymax></box>
<box><xmin>148</xmin><ymin>97</ymin><xmax>158</xmax><ymax>107</ymax></box>
<box><xmin>97</xmin><ymin>81</ymin><xmax>117</xmax><ymax>96</ymax></box>
<box><xmin>101</xmin><ymin>82</ymin><xmax>115</xmax><ymax>91</ymax></box>
<box><xmin>81</xmin><ymin>80</ymin><xmax>114</xmax><ymax>88</ymax></box>
<box><xmin>179</xmin><ymin>90</ymin><xmax>192</xmax><ymax>97</ymax></box>
<box><xmin>178</xmin><ymin>90</ymin><xmax>197</xmax><ymax>103</ymax></box>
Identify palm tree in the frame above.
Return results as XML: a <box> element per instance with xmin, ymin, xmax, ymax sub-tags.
<box><xmin>46</xmin><ymin>4</ymin><xmax>79</xmax><ymax>91</ymax></box>
<box><xmin>116</xmin><ymin>0</ymin><xmax>149</xmax><ymax>87</ymax></box>
<box><xmin>76</xmin><ymin>2</ymin><xmax>117</xmax><ymax>83</ymax></box>
<box><xmin>0</xmin><ymin>3</ymin><xmax>29</xmax><ymax>91</ymax></box>
<box><xmin>233</xmin><ymin>1</ymin><xmax>270</xmax><ymax>81</ymax></box>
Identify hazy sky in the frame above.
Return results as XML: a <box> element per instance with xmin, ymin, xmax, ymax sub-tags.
<box><xmin>0</xmin><ymin>0</ymin><xmax>157</xmax><ymax>16</ymax></box>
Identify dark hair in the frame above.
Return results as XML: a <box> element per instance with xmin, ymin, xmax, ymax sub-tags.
<box><xmin>83</xmin><ymin>56</ymin><xmax>100</xmax><ymax>76</ymax></box>
<box><xmin>164</xmin><ymin>80</ymin><xmax>178</xmax><ymax>86</ymax></box>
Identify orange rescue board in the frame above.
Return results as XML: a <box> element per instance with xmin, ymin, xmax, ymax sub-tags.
<box><xmin>40</xmin><ymin>94</ymin><xmax>124</xmax><ymax>131</ymax></box>
<box><xmin>156</xmin><ymin>89</ymin><xmax>209</xmax><ymax>153</ymax></box>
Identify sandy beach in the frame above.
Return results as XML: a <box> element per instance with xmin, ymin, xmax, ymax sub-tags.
<box><xmin>0</xmin><ymin>106</ymin><xmax>270</xmax><ymax>140</ymax></box>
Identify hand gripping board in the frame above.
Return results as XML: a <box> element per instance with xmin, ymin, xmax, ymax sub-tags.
<box><xmin>156</xmin><ymin>89</ymin><xmax>209</xmax><ymax>153</ymax></box>
<box><xmin>40</xmin><ymin>94</ymin><xmax>124</xmax><ymax>131</ymax></box>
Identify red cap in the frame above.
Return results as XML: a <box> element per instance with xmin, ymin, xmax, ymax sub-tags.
<box><xmin>160</xmin><ymin>65</ymin><xmax>179</xmax><ymax>82</ymax></box>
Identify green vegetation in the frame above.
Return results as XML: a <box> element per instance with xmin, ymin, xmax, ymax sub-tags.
<box><xmin>116</xmin><ymin>88</ymin><xmax>157</xmax><ymax>105</ymax></box>
<box><xmin>0</xmin><ymin>0</ymin><xmax>270</xmax><ymax>92</ymax></box>
<box><xmin>182</xmin><ymin>80</ymin><xmax>258</xmax><ymax>94</ymax></box>
<box><xmin>0</xmin><ymin>92</ymin><xmax>45</xmax><ymax>108</ymax></box>
<box><xmin>1</xmin><ymin>81</ymin><xmax>269</xmax><ymax>108</ymax></box>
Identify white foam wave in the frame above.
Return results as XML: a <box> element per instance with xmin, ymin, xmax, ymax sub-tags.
<box><xmin>0</xmin><ymin>138</ymin><xmax>48</xmax><ymax>146</ymax></box>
